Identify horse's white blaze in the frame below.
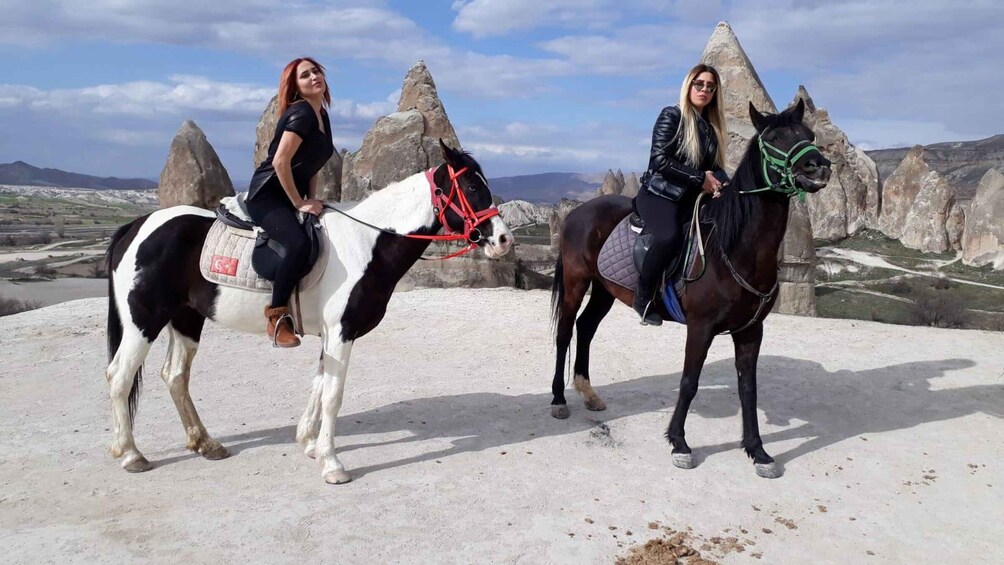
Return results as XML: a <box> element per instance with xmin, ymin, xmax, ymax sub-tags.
<box><xmin>484</xmin><ymin>214</ymin><xmax>513</xmax><ymax>258</ymax></box>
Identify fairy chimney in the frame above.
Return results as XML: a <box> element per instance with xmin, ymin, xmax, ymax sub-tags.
<box><xmin>341</xmin><ymin>61</ymin><xmax>462</xmax><ymax>201</ymax></box>
<box><xmin>157</xmin><ymin>120</ymin><xmax>234</xmax><ymax>209</ymax></box>
<box><xmin>701</xmin><ymin>21</ymin><xmax>816</xmax><ymax>316</ymax></box>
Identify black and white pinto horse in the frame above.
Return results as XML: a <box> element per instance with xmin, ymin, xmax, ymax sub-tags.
<box><xmin>104</xmin><ymin>142</ymin><xmax>513</xmax><ymax>484</ymax></box>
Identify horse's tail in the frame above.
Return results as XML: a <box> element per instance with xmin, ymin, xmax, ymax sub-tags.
<box><xmin>550</xmin><ymin>250</ymin><xmax>564</xmax><ymax>340</ymax></box>
<box><xmin>106</xmin><ymin>221</ymin><xmax>142</xmax><ymax>422</ymax></box>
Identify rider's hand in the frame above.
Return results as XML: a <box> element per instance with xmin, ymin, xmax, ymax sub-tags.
<box><xmin>702</xmin><ymin>171</ymin><xmax>724</xmax><ymax>197</ymax></box>
<box><xmin>297</xmin><ymin>199</ymin><xmax>324</xmax><ymax>216</ymax></box>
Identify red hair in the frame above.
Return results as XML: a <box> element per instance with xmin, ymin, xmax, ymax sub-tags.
<box><xmin>277</xmin><ymin>57</ymin><xmax>331</xmax><ymax>115</ymax></box>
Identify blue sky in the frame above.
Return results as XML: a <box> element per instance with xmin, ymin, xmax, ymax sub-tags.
<box><xmin>1</xmin><ymin>0</ymin><xmax>1001</xmax><ymax>182</ymax></box>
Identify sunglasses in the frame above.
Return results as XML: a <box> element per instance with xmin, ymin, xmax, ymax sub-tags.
<box><xmin>692</xmin><ymin>80</ymin><xmax>717</xmax><ymax>93</ymax></box>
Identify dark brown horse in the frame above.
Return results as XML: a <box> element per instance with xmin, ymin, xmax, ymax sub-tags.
<box><xmin>549</xmin><ymin>100</ymin><xmax>831</xmax><ymax>478</ymax></box>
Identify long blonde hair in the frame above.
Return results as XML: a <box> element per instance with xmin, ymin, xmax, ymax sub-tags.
<box><xmin>674</xmin><ymin>64</ymin><xmax>728</xmax><ymax>169</ymax></box>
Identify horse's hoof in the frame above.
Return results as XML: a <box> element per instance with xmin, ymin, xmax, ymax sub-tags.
<box><xmin>201</xmin><ymin>444</ymin><xmax>230</xmax><ymax>461</ymax></box>
<box><xmin>755</xmin><ymin>462</ymin><xmax>782</xmax><ymax>479</ymax></box>
<box><xmin>304</xmin><ymin>444</ymin><xmax>317</xmax><ymax>460</ymax></box>
<box><xmin>584</xmin><ymin>398</ymin><xmax>607</xmax><ymax>412</ymax></box>
<box><xmin>123</xmin><ymin>456</ymin><xmax>152</xmax><ymax>473</ymax></box>
<box><xmin>324</xmin><ymin>470</ymin><xmax>352</xmax><ymax>484</ymax></box>
<box><xmin>672</xmin><ymin>453</ymin><xmax>695</xmax><ymax>469</ymax></box>
<box><xmin>551</xmin><ymin>405</ymin><xmax>570</xmax><ymax>419</ymax></box>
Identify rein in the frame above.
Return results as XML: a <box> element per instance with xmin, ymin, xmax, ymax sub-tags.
<box><xmin>695</xmin><ymin>131</ymin><xmax>819</xmax><ymax>334</ymax></box>
<box><xmin>321</xmin><ymin>164</ymin><xmax>499</xmax><ymax>261</ymax></box>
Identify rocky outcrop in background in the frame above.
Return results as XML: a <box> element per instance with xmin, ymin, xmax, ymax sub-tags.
<box><xmin>341</xmin><ymin>61</ymin><xmax>461</xmax><ymax>202</ymax></box>
<box><xmin>878</xmin><ymin>146</ymin><xmax>960</xmax><ymax>253</ymax></box>
<box><xmin>622</xmin><ymin>173</ymin><xmax>640</xmax><ymax>198</ymax></box>
<box><xmin>701</xmin><ymin>21</ymin><xmax>817</xmax><ymax>315</ymax></box>
<box><xmin>498</xmin><ymin>200</ymin><xmax>551</xmax><ymax>227</ymax></box>
<box><xmin>157</xmin><ymin>120</ymin><xmax>234</xmax><ymax>209</ymax></box>
<box><xmin>868</xmin><ymin>134</ymin><xmax>1004</xmax><ymax>201</ymax></box>
<box><xmin>790</xmin><ymin>87</ymin><xmax>880</xmax><ymax>240</ymax></box>
<box><xmin>549</xmin><ymin>198</ymin><xmax>582</xmax><ymax>251</ymax></box>
<box><xmin>962</xmin><ymin>169</ymin><xmax>1004</xmax><ymax>268</ymax></box>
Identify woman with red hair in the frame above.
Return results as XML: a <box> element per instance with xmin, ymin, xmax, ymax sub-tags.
<box><xmin>246</xmin><ymin>57</ymin><xmax>334</xmax><ymax>348</ymax></box>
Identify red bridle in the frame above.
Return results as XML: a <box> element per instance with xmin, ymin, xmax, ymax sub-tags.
<box><xmin>405</xmin><ymin>165</ymin><xmax>500</xmax><ymax>260</ymax></box>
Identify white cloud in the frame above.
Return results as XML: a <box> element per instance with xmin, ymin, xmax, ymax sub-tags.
<box><xmin>539</xmin><ymin>24</ymin><xmax>708</xmax><ymax>75</ymax></box>
<box><xmin>0</xmin><ymin>1</ymin><xmax>445</xmax><ymax>66</ymax></box>
<box><xmin>458</xmin><ymin>120</ymin><xmax>650</xmax><ymax>175</ymax></box>
<box><xmin>451</xmin><ymin>0</ymin><xmax>620</xmax><ymax>38</ymax></box>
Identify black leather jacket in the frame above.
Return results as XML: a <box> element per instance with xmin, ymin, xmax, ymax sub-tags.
<box><xmin>645</xmin><ymin>105</ymin><xmax>725</xmax><ymax>200</ymax></box>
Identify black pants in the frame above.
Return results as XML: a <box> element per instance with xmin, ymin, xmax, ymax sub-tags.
<box><xmin>245</xmin><ymin>192</ymin><xmax>310</xmax><ymax>308</ymax></box>
<box><xmin>634</xmin><ymin>188</ymin><xmax>685</xmax><ymax>297</ymax></box>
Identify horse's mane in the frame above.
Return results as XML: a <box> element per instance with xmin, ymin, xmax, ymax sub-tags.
<box><xmin>703</xmin><ymin>110</ymin><xmax>800</xmax><ymax>253</ymax></box>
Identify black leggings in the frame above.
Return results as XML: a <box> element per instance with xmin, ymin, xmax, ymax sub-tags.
<box><xmin>245</xmin><ymin>193</ymin><xmax>310</xmax><ymax>308</ymax></box>
<box><xmin>634</xmin><ymin>188</ymin><xmax>685</xmax><ymax>293</ymax></box>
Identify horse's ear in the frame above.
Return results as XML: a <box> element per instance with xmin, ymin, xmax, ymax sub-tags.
<box><xmin>439</xmin><ymin>138</ymin><xmax>459</xmax><ymax>167</ymax></box>
<box><xmin>791</xmin><ymin>98</ymin><xmax>805</xmax><ymax>123</ymax></box>
<box><xmin>749</xmin><ymin>101</ymin><xmax>767</xmax><ymax>132</ymax></box>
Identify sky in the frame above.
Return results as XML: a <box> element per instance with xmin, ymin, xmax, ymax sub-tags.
<box><xmin>0</xmin><ymin>0</ymin><xmax>1001</xmax><ymax>183</ymax></box>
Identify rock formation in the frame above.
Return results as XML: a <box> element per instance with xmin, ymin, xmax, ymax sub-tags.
<box><xmin>701</xmin><ymin>21</ymin><xmax>815</xmax><ymax>315</ymax></box>
<box><xmin>962</xmin><ymin>168</ymin><xmax>1004</xmax><ymax>269</ymax></box>
<box><xmin>498</xmin><ymin>200</ymin><xmax>551</xmax><ymax>227</ymax></box>
<box><xmin>253</xmin><ymin>96</ymin><xmax>343</xmax><ymax>201</ymax></box>
<box><xmin>867</xmin><ymin>134</ymin><xmax>1004</xmax><ymax>200</ymax></box>
<box><xmin>549</xmin><ymin>198</ymin><xmax>582</xmax><ymax>251</ymax></box>
<box><xmin>775</xmin><ymin>198</ymin><xmax>817</xmax><ymax>316</ymax></box>
<box><xmin>341</xmin><ymin>61</ymin><xmax>461</xmax><ymax>201</ymax></box>
<box><xmin>701</xmin><ymin>21</ymin><xmax>777</xmax><ymax>169</ymax></box>
<box><xmin>598</xmin><ymin>169</ymin><xmax>626</xmax><ymax>196</ymax></box>
<box><xmin>157</xmin><ymin>120</ymin><xmax>234</xmax><ymax>209</ymax></box>
<box><xmin>789</xmin><ymin>86</ymin><xmax>880</xmax><ymax>239</ymax></box>
<box><xmin>339</xmin><ymin>61</ymin><xmax>511</xmax><ymax>288</ymax></box>
<box><xmin>878</xmin><ymin>146</ymin><xmax>962</xmax><ymax>253</ymax></box>
<box><xmin>622</xmin><ymin>173</ymin><xmax>640</xmax><ymax>198</ymax></box>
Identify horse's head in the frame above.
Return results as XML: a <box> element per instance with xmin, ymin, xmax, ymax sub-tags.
<box><xmin>749</xmin><ymin>99</ymin><xmax>831</xmax><ymax>195</ymax></box>
<box><xmin>435</xmin><ymin>139</ymin><xmax>514</xmax><ymax>258</ymax></box>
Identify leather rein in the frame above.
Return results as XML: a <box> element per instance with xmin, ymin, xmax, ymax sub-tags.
<box><xmin>322</xmin><ymin>164</ymin><xmax>499</xmax><ymax>260</ymax></box>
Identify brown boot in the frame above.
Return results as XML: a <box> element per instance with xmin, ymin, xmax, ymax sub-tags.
<box><xmin>264</xmin><ymin>306</ymin><xmax>300</xmax><ymax>348</ymax></box>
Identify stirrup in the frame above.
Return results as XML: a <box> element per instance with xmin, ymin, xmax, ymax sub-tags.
<box><xmin>638</xmin><ymin>300</ymin><xmax>663</xmax><ymax>326</ymax></box>
<box><xmin>272</xmin><ymin>312</ymin><xmax>297</xmax><ymax>348</ymax></box>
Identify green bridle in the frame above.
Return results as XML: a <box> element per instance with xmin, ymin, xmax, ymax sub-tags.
<box><xmin>738</xmin><ymin>131</ymin><xmax>819</xmax><ymax>202</ymax></box>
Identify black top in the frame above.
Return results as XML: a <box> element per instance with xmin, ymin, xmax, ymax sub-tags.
<box><xmin>645</xmin><ymin>105</ymin><xmax>726</xmax><ymax>200</ymax></box>
<box><xmin>247</xmin><ymin>100</ymin><xmax>334</xmax><ymax>201</ymax></box>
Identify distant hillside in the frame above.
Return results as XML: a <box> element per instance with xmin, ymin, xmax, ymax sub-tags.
<box><xmin>489</xmin><ymin>172</ymin><xmax>602</xmax><ymax>204</ymax></box>
<box><xmin>866</xmin><ymin>134</ymin><xmax>1004</xmax><ymax>200</ymax></box>
<box><xmin>0</xmin><ymin>161</ymin><xmax>157</xmax><ymax>190</ymax></box>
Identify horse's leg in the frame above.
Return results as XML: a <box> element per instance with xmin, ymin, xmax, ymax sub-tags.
<box><xmin>296</xmin><ymin>349</ymin><xmax>325</xmax><ymax>459</ymax></box>
<box><xmin>665</xmin><ymin>326</ymin><xmax>716</xmax><ymax>469</ymax></box>
<box><xmin>161</xmin><ymin>311</ymin><xmax>229</xmax><ymax>461</ymax></box>
<box><xmin>550</xmin><ymin>275</ymin><xmax>590</xmax><ymax>420</ymax></box>
<box><xmin>315</xmin><ymin>337</ymin><xmax>354</xmax><ymax>484</ymax></box>
<box><xmin>105</xmin><ymin>328</ymin><xmax>154</xmax><ymax>473</ymax></box>
<box><xmin>732</xmin><ymin>322</ymin><xmax>780</xmax><ymax>478</ymax></box>
<box><xmin>573</xmin><ymin>283</ymin><xmax>615</xmax><ymax>412</ymax></box>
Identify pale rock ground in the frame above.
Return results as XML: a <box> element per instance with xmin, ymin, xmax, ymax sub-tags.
<box><xmin>1</xmin><ymin>289</ymin><xmax>1002</xmax><ymax>564</ymax></box>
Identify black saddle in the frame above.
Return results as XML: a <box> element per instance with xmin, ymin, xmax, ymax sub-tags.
<box><xmin>214</xmin><ymin>204</ymin><xmax>322</xmax><ymax>282</ymax></box>
<box><xmin>629</xmin><ymin>203</ymin><xmax>701</xmax><ymax>286</ymax></box>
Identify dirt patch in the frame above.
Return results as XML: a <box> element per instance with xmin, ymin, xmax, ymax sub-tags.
<box><xmin>616</xmin><ymin>530</ymin><xmax>715</xmax><ymax>565</ymax></box>
<box><xmin>774</xmin><ymin>517</ymin><xmax>798</xmax><ymax>530</ymax></box>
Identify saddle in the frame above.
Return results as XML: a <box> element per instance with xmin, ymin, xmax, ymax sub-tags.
<box><xmin>199</xmin><ymin>194</ymin><xmax>328</xmax><ymax>316</ymax></box>
<box><xmin>597</xmin><ymin>196</ymin><xmax>712</xmax><ymax>324</ymax></box>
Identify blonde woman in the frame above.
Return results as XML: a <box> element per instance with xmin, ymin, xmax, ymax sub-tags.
<box><xmin>633</xmin><ymin>63</ymin><xmax>729</xmax><ymax>325</ymax></box>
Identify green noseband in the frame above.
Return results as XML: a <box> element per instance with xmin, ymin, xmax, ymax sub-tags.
<box><xmin>739</xmin><ymin>132</ymin><xmax>819</xmax><ymax>202</ymax></box>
